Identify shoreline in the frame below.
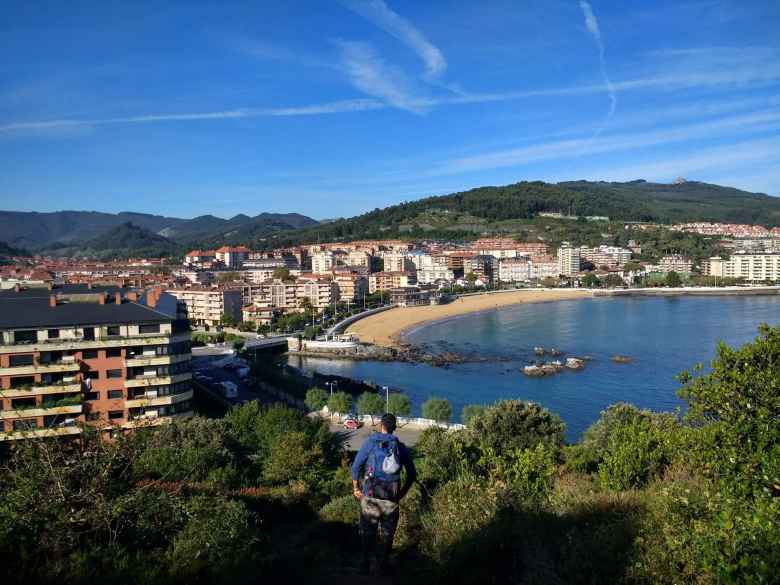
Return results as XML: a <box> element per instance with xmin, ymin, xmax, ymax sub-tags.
<box><xmin>345</xmin><ymin>286</ymin><xmax>780</xmax><ymax>350</ymax></box>
<box><xmin>346</xmin><ymin>289</ymin><xmax>591</xmax><ymax>349</ymax></box>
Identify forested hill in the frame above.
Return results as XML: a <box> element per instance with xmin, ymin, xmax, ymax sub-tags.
<box><xmin>265</xmin><ymin>179</ymin><xmax>780</xmax><ymax>247</ymax></box>
<box><xmin>50</xmin><ymin>222</ymin><xmax>180</xmax><ymax>260</ymax></box>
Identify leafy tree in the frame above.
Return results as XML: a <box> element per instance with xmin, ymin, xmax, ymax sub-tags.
<box><xmin>461</xmin><ymin>404</ymin><xmax>486</xmax><ymax>426</ymax></box>
<box><xmin>665</xmin><ymin>270</ymin><xmax>682</xmax><ymax>287</ymax></box>
<box><xmin>220</xmin><ymin>311</ymin><xmax>238</xmax><ymax>327</ymax></box>
<box><xmin>541</xmin><ymin>276</ymin><xmax>558</xmax><ymax>288</ymax></box>
<box><xmin>422</xmin><ymin>397</ymin><xmax>453</xmax><ymax>423</ymax></box>
<box><xmin>217</xmin><ymin>271</ymin><xmax>240</xmax><ymax>283</ymax></box>
<box><xmin>581</xmin><ymin>273</ymin><xmax>600</xmax><ymax>288</ymax></box>
<box><xmin>304</xmin><ymin>387</ymin><xmax>328</xmax><ymax>411</ymax></box>
<box><xmin>465</xmin><ymin>272</ymin><xmax>478</xmax><ymax>285</ymax></box>
<box><xmin>273</xmin><ymin>266</ymin><xmax>292</xmax><ymax>281</ymax></box>
<box><xmin>471</xmin><ymin>400</ymin><xmax>565</xmax><ymax>455</ymax></box>
<box><xmin>327</xmin><ymin>391</ymin><xmax>352</xmax><ymax>416</ymax></box>
<box><xmin>387</xmin><ymin>393</ymin><xmax>412</xmax><ymax>417</ymax></box>
<box><xmin>624</xmin><ymin>261</ymin><xmax>642</xmax><ymax>272</ymax></box>
<box><xmin>603</xmin><ymin>273</ymin><xmax>625</xmax><ymax>288</ymax></box>
<box><xmin>357</xmin><ymin>392</ymin><xmax>385</xmax><ymax>425</ymax></box>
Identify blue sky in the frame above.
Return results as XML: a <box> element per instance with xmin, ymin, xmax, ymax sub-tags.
<box><xmin>1</xmin><ymin>0</ymin><xmax>779</xmax><ymax>220</ymax></box>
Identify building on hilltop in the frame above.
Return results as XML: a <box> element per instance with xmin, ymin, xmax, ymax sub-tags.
<box><xmin>0</xmin><ymin>285</ymin><xmax>192</xmax><ymax>442</ymax></box>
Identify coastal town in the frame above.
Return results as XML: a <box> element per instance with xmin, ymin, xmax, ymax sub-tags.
<box><xmin>2</xmin><ymin>220</ymin><xmax>779</xmax><ymax>336</ymax></box>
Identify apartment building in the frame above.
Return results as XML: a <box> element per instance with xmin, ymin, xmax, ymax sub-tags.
<box><xmin>416</xmin><ymin>267</ymin><xmax>455</xmax><ymax>284</ymax></box>
<box><xmin>368</xmin><ymin>271</ymin><xmax>416</xmax><ymax>293</ymax></box>
<box><xmin>245</xmin><ymin>277</ymin><xmax>338</xmax><ymax>312</ymax></box>
<box><xmin>311</xmin><ymin>251</ymin><xmax>335</xmax><ymax>274</ymax></box>
<box><xmin>382</xmin><ymin>252</ymin><xmax>417</xmax><ymax>273</ymax></box>
<box><xmin>579</xmin><ymin>245</ymin><xmax>632</xmax><ymax>269</ymax></box>
<box><xmin>465</xmin><ymin>255</ymin><xmax>497</xmax><ymax>284</ymax></box>
<box><xmin>704</xmin><ymin>253</ymin><xmax>780</xmax><ymax>282</ymax></box>
<box><xmin>333</xmin><ymin>273</ymin><xmax>369</xmax><ymax>303</ymax></box>
<box><xmin>0</xmin><ymin>285</ymin><xmax>192</xmax><ymax>441</ymax></box>
<box><xmin>530</xmin><ymin>260</ymin><xmax>560</xmax><ymax>281</ymax></box>
<box><xmin>557</xmin><ymin>245</ymin><xmax>582</xmax><ymax>276</ymax></box>
<box><xmin>165</xmin><ymin>286</ymin><xmax>243</xmax><ymax>326</ymax></box>
<box><xmin>498</xmin><ymin>258</ymin><xmax>531</xmax><ymax>283</ymax></box>
<box><xmin>210</xmin><ymin>246</ymin><xmax>249</xmax><ymax>269</ymax></box>
<box><xmin>388</xmin><ymin>286</ymin><xmax>437</xmax><ymax>307</ymax></box>
<box><xmin>658</xmin><ymin>255</ymin><xmax>694</xmax><ymax>274</ymax></box>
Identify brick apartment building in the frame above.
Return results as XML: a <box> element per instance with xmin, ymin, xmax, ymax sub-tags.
<box><xmin>0</xmin><ymin>285</ymin><xmax>192</xmax><ymax>441</ymax></box>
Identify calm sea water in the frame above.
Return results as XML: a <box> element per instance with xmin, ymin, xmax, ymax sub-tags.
<box><xmin>288</xmin><ymin>296</ymin><xmax>780</xmax><ymax>440</ymax></box>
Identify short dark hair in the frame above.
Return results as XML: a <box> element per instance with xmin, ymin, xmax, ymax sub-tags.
<box><xmin>380</xmin><ymin>413</ymin><xmax>397</xmax><ymax>433</ymax></box>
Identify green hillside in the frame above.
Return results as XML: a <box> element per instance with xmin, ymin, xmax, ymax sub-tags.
<box><xmin>265</xmin><ymin>179</ymin><xmax>780</xmax><ymax>248</ymax></box>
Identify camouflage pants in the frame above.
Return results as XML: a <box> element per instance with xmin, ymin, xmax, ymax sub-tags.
<box><xmin>359</xmin><ymin>497</ymin><xmax>400</xmax><ymax>564</ymax></box>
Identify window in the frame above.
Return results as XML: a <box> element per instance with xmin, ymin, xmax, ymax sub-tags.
<box><xmin>87</xmin><ymin>412</ymin><xmax>101</xmax><ymax>421</ymax></box>
<box><xmin>9</xmin><ymin>354</ymin><xmax>34</xmax><ymax>367</ymax></box>
<box><xmin>107</xmin><ymin>390</ymin><xmax>123</xmax><ymax>400</ymax></box>
<box><xmin>85</xmin><ymin>392</ymin><xmax>99</xmax><ymax>401</ymax></box>
<box><xmin>82</xmin><ymin>349</ymin><xmax>98</xmax><ymax>360</ymax></box>
<box><xmin>13</xmin><ymin>419</ymin><xmax>39</xmax><ymax>431</ymax></box>
<box><xmin>139</xmin><ymin>323</ymin><xmax>160</xmax><ymax>334</ymax></box>
<box><xmin>108</xmin><ymin>410</ymin><xmax>124</xmax><ymax>420</ymax></box>
<box><xmin>84</xmin><ymin>371</ymin><xmax>99</xmax><ymax>380</ymax></box>
<box><xmin>10</xmin><ymin>376</ymin><xmax>35</xmax><ymax>388</ymax></box>
<box><xmin>13</xmin><ymin>330</ymin><xmax>37</xmax><ymax>344</ymax></box>
<box><xmin>106</xmin><ymin>369</ymin><xmax>122</xmax><ymax>379</ymax></box>
<box><xmin>47</xmin><ymin>329</ymin><xmax>60</xmax><ymax>339</ymax></box>
<box><xmin>83</xmin><ymin>327</ymin><xmax>95</xmax><ymax>341</ymax></box>
<box><xmin>106</xmin><ymin>325</ymin><xmax>120</xmax><ymax>337</ymax></box>
<box><xmin>106</xmin><ymin>348</ymin><xmax>122</xmax><ymax>358</ymax></box>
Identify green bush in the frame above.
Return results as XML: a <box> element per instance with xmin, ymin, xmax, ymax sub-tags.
<box><xmin>327</xmin><ymin>391</ymin><xmax>352</xmax><ymax>415</ymax></box>
<box><xmin>460</xmin><ymin>404</ymin><xmax>485</xmax><ymax>426</ymax></box>
<box><xmin>304</xmin><ymin>387</ymin><xmax>328</xmax><ymax>411</ymax></box>
<box><xmin>480</xmin><ymin>443</ymin><xmax>557</xmax><ymax>501</ymax></box>
<box><xmin>422</xmin><ymin>396</ymin><xmax>453</xmax><ymax>423</ymax></box>
<box><xmin>471</xmin><ymin>400</ymin><xmax>565</xmax><ymax>456</ymax></box>
<box><xmin>318</xmin><ymin>495</ymin><xmax>359</xmax><ymax>525</ymax></box>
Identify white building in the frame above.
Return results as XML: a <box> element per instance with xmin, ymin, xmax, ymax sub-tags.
<box><xmin>498</xmin><ymin>258</ymin><xmax>531</xmax><ymax>282</ymax></box>
<box><xmin>705</xmin><ymin>253</ymin><xmax>780</xmax><ymax>282</ymax></box>
<box><xmin>417</xmin><ymin>267</ymin><xmax>455</xmax><ymax>284</ymax></box>
<box><xmin>658</xmin><ymin>255</ymin><xmax>693</xmax><ymax>274</ymax></box>
<box><xmin>311</xmin><ymin>251</ymin><xmax>335</xmax><ymax>274</ymax></box>
<box><xmin>557</xmin><ymin>244</ymin><xmax>582</xmax><ymax>276</ymax></box>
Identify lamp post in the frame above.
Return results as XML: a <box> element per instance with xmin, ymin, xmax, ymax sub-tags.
<box><xmin>382</xmin><ymin>385</ymin><xmax>389</xmax><ymax>412</ymax></box>
<box><xmin>326</xmin><ymin>381</ymin><xmax>337</xmax><ymax>396</ymax></box>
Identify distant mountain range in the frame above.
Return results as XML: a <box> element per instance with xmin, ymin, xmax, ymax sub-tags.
<box><xmin>0</xmin><ymin>210</ymin><xmax>319</xmax><ymax>252</ymax></box>
<box><xmin>2</xmin><ymin>179</ymin><xmax>778</xmax><ymax>258</ymax></box>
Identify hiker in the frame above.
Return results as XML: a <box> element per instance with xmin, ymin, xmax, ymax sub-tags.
<box><xmin>351</xmin><ymin>412</ymin><xmax>417</xmax><ymax>575</ymax></box>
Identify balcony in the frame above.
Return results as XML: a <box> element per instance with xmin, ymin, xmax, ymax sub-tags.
<box><xmin>125</xmin><ymin>388</ymin><xmax>193</xmax><ymax>408</ymax></box>
<box><xmin>121</xmin><ymin>409</ymin><xmax>193</xmax><ymax>429</ymax></box>
<box><xmin>0</xmin><ymin>382</ymin><xmax>81</xmax><ymax>399</ymax></box>
<box><xmin>0</xmin><ymin>403</ymin><xmax>83</xmax><ymax>420</ymax></box>
<box><xmin>124</xmin><ymin>372</ymin><xmax>192</xmax><ymax>388</ymax></box>
<box><xmin>124</xmin><ymin>353</ymin><xmax>191</xmax><ymax>368</ymax></box>
<box><xmin>0</xmin><ymin>361</ymin><xmax>81</xmax><ymax>377</ymax></box>
<box><xmin>0</xmin><ymin>332</ymin><xmax>190</xmax><ymax>354</ymax></box>
<box><xmin>0</xmin><ymin>426</ymin><xmax>82</xmax><ymax>442</ymax></box>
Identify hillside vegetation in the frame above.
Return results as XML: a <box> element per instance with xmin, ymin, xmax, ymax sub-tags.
<box><xmin>267</xmin><ymin>179</ymin><xmax>780</xmax><ymax>248</ymax></box>
<box><xmin>0</xmin><ymin>327</ymin><xmax>777</xmax><ymax>583</ymax></box>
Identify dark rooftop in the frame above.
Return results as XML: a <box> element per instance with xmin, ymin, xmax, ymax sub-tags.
<box><xmin>0</xmin><ymin>298</ymin><xmax>171</xmax><ymax>329</ymax></box>
<box><xmin>0</xmin><ymin>284</ymin><xmax>128</xmax><ymax>300</ymax></box>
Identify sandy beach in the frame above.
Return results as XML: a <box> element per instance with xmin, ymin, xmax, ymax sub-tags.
<box><xmin>346</xmin><ymin>289</ymin><xmax>592</xmax><ymax>348</ymax></box>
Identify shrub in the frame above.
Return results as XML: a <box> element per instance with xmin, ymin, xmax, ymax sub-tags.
<box><xmin>479</xmin><ymin>443</ymin><xmax>557</xmax><ymax>501</ymax></box>
<box><xmin>304</xmin><ymin>387</ymin><xmax>328</xmax><ymax>411</ymax></box>
<box><xmin>262</xmin><ymin>430</ymin><xmax>326</xmax><ymax>486</ymax></box>
<box><xmin>422</xmin><ymin>397</ymin><xmax>453</xmax><ymax>423</ymax></box>
<box><xmin>387</xmin><ymin>393</ymin><xmax>412</xmax><ymax>417</ymax></box>
<box><xmin>318</xmin><ymin>495</ymin><xmax>359</xmax><ymax>525</ymax></box>
<box><xmin>461</xmin><ymin>404</ymin><xmax>486</xmax><ymax>426</ymax></box>
<box><xmin>356</xmin><ymin>391</ymin><xmax>385</xmax><ymax>424</ymax></box>
<box><xmin>471</xmin><ymin>400</ymin><xmax>565</xmax><ymax>456</ymax></box>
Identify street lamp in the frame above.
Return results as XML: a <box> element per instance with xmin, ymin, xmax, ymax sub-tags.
<box><xmin>382</xmin><ymin>385</ymin><xmax>389</xmax><ymax>412</ymax></box>
<box><xmin>326</xmin><ymin>380</ymin><xmax>337</xmax><ymax>396</ymax></box>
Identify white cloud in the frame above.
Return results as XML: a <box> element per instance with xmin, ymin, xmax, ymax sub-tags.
<box><xmin>579</xmin><ymin>1</ymin><xmax>616</xmax><ymax>136</ymax></box>
<box><xmin>342</xmin><ymin>0</ymin><xmax>446</xmax><ymax>79</ymax></box>
<box><xmin>442</xmin><ymin>110</ymin><xmax>780</xmax><ymax>173</ymax></box>
<box><xmin>335</xmin><ymin>40</ymin><xmax>426</xmax><ymax>113</ymax></box>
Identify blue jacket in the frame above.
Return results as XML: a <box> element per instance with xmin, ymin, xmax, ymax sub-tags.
<box><xmin>351</xmin><ymin>432</ymin><xmax>417</xmax><ymax>498</ymax></box>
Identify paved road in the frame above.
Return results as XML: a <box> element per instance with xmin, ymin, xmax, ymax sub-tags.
<box><xmin>327</xmin><ymin>420</ymin><xmax>425</xmax><ymax>451</ymax></box>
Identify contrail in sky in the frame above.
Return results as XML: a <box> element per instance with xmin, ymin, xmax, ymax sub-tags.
<box><xmin>579</xmin><ymin>0</ymin><xmax>616</xmax><ymax>136</ymax></box>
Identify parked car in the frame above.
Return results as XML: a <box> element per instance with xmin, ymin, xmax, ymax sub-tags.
<box><xmin>343</xmin><ymin>415</ymin><xmax>362</xmax><ymax>430</ymax></box>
